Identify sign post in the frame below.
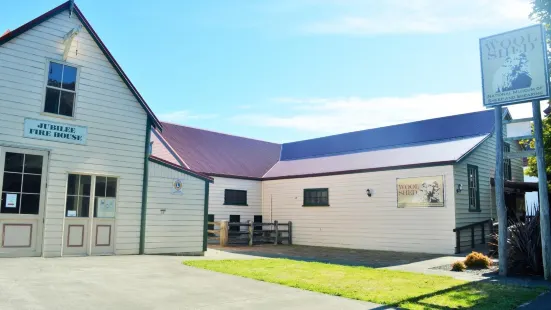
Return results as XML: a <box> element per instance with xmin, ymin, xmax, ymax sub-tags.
<box><xmin>480</xmin><ymin>24</ymin><xmax>551</xmax><ymax>279</ymax></box>
<box><xmin>532</xmin><ymin>100</ymin><xmax>551</xmax><ymax>279</ymax></box>
<box><xmin>494</xmin><ymin>106</ymin><xmax>508</xmax><ymax>276</ymax></box>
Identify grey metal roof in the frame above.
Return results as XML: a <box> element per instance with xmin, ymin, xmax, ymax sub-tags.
<box><xmin>263</xmin><ymin>136</ymin><xmax>488</xmax><ymax>179</ymax></box>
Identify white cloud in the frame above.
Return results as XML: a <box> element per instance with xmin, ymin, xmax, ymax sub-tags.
<box><xmin>159</xmin><ymin>110</ymin><xmax>218</xmax><ymax>124</ymax></box>
<box><xmin>233</xmin><ymin>92</ymin><xmax>542</xmax><ymax>135</ymax></box>
<box><xmin>303</xmin><ymin>0</ymin><xmax>532</xmax><ymax>35</ymax></box>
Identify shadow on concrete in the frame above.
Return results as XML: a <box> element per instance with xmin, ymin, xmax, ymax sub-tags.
<box><xmin>209</xmin><ymin>244</ymin><xmax>443</xmax><ymax>268</ymax></box>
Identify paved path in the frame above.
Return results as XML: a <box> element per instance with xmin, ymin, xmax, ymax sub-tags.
<box><xmin>0</xmin><ymin>253</ymin><xmax>386</xmax><ymax>310</ymax></box>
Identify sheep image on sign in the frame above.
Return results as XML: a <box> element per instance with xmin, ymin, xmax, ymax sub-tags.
<box><xmin>397</xmin><ymin>176</ymin><xmax>444</xmax><ymax>208</ymax></box>
<box><xmin>480</xmin><ymin>24</ymin><xmax>550</xmax><ymax>107</ymax></box>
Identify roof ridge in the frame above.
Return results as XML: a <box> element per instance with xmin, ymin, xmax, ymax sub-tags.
<box><xmin>161</xmin><ymin>121</ymin><xmax>281</xmax><ymax>145</ymax></box>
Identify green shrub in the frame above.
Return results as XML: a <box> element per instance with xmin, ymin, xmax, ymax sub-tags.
<box><xmin>451</xmin><ymin>260</ymin><xmax>466</xmax><ymax>272</ymax></box>
<box><xmin>464</xmin><ymin>251</ymin><xmax>492</xmax><ymax>269</ymax></box>
<box><xmin>506</xmin><ymin>211</ymin><xmax>543</xmax><ymax>275</ymax></box>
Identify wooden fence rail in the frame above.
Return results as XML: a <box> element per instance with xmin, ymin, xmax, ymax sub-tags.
<box><xmin>213</xmin><ymin>220</ymin><xmax>292</xmax><ymax>247</ymax></box>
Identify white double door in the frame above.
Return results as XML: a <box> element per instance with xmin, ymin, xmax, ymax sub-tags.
<box><xmin>63</xmin><ymin>174</ymin><xmax>116</xmax><ymax>256</ymax></box>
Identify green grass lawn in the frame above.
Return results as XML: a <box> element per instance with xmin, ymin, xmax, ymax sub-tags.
<box><xmin>183</xmin><ymin>259</ymin><xmax>545</xmax><ymax>309</ymax></box>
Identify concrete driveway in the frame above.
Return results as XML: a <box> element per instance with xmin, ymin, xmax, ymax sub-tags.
<box><xmin>0</xmin><ymin>253</ymin><xmax>383</xmax><ymax>310</ymax></box>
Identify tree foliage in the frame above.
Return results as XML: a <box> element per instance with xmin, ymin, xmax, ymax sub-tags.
<box><xmin>521</xmin><ymin>117</ymin><xmax>551</xmax><ymax>179</ymax></box>
<box><xmin>523</xmin><ymin>1</ymin><xmax>551</xmax><ymax>180</ymax></box>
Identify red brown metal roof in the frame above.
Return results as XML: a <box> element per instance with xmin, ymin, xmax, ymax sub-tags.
<box><xmin>158</xmin><ymin>122</ymin><xmax>281</xmax><ymax>179</ymax></box>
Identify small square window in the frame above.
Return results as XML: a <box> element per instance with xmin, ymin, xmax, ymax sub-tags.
<box><xmin>44</xmin><ymin>62</ymin><xmax>78</xmax><ymax>117</ymax></box>
<box><xmin>224</xmin><ymin>189</ymin><xmax>247</xmax><ymax>206</ymax></box>
<box><xmin>303</xmin><ymin>188</ymin><xmax>329</xmax><ymax>207</ymax></box>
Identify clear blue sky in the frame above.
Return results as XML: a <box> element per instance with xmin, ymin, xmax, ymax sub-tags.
<box><xmin>2</xmin><ymin>0</ymin><xmax>540</xmax><ymax>142</ymax></box>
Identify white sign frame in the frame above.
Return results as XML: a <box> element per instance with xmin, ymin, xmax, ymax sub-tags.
<box><xmin>5</xmin><ymin>194</ymin><xmax>17</xmax><ymax>209</ymax></box>
<box><xmin>171</xmin><ymin>178</ymin><xmax>184</xmax><ymax>195</ymax></box>
<box><xmin>96</xmin><ymin>197</ymin><xmax>116</xmax><ymax>218</ymax></box>
<box><xmin>479</xmin><ymin>24</ymin><xmax>550</xmax><ymax>107</ymax></box>
<box><xmin>24</xmin><ymin>118</ymin><xmax>88</xmax><ymax>145</ymax></box>
<box><xmin>396</xmin><ymin>175</ymin><xmax>445</xmax><ymax>208</ymax></box>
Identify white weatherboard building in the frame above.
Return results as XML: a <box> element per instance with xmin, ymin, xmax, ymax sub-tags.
<box><xmin>0</xmin><ymin>2</ymin><xmax>212</xmax><ymax>257</ymax></box>
<box><xmin>155</xmin><ymin>110</ymin><xmax>527</xmax><ymax>254</ymax></box>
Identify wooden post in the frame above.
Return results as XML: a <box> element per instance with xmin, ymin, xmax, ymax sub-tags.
<box><xmin>288</xmin><ymin>221</ymin><xmax>292</xmax><ymax>245</ymax></box>
<box><xmin>220</xmin><ymin>220</ymin><xmax>229</xmax><ymax>247</ymax></box>
<box><xmin>248</xmin><ymin>220</ymin><xmax>253</xmax><ymax>247</ymax></box>
<box><xmin>532</xmin><ymin>100</ymin><xmax>551</xmax><ymax>280</ymax></box>
<box><xmin>274</xmin><ymin>220</ymin><xmax>279</xmax><ymax>245</ymax></box>
<box><xmin>495</xmin><ymin>106</ymin><xmax>508</xmax><ymax>276</ymax></box>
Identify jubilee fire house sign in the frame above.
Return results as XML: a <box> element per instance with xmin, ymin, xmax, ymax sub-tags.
<box><xmin>24</xmin><ymin>118</ymin><xmax>88</xmax><ymax>145</ymax></box>
<box><xmin>479</xmin><ymin>24</ymin><xmax>550</xmax><ymax>107</ymax></box>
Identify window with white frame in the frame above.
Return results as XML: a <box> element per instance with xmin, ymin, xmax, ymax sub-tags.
<box><xmin>65</xmin><ymin>175</ymin><xmax>117</xmax><ymax>218</ymax></box>
<box><xmin>467</xmin><ymin>165</ymin><xmax>480</xmax><ymax>212</ymax></box>
<box><xmin>44</xmin><ymin>62</ymin><xmax>78</xmax><ymax>117</ymax></box>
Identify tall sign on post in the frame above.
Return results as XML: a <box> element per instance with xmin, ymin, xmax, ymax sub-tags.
<box><xmin>480</xmin><ymin>24</ymin><xmax>551</xmax><ymax>279</ymax></box>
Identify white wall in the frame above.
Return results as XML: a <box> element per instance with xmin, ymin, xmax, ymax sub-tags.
<box><xmin>0</xmin><ymin>10</ymin><xmax>148</xmax><ymax>256</ymax></box>
<box><xmin>145</xmin><ymin>162</ymin><xmax>205</xmax><ymax>254</ymax></box>
<box><xmin>209</xmin><ymin>177</ymin><xmax>262</xmax><ymax>227</ymax></box>
<box><xmin>262</xmin><ymin>166</ymin><xmax>457</xmax><ymax>254</ymax></box>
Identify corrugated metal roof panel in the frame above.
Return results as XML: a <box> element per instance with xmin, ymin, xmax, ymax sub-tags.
<box><xmin>280</xmin><ymin>110</ymin><xmax>495</xmax><ymax>161</ymax></box>
<box><xmin>264</xmin><ymin>135</ymin><xmax>488</xmax><ymax>178</ymax></box>
<box><xmin>159</xmin><ymin>122</ymin><xmax>282</xmax><ymax>178</ymax></box>
<box><xmin>150</xmin><ymin>130</ymin><xmax>181</xmax><ymax>166</ymax></box>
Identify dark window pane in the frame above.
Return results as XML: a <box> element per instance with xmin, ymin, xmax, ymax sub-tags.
<box><xmin>229</xmin><ymin>215</ymin><xmax>240</xmax><ymax>232</ymax></box>
<box><xmin>22</xmin><ymin>174</ymin><xmax>41</xmax><ymax>194</ymax></box>
<box><xmin>20</xmin><ymin>194</ymin><xmax>40</xmax><ymax>214</ymax></box>
<box><xmin>67</xmin><ymin>174</ymin><xmax>79</xmax><ymax>195</ymax></box>
<box><xmin>65</xmin><ymin>195</ymin><xmax>77</xmax><ymax>216</ymax></box>
<box><xmin>65</xmin><ymin>195</ymin><xmax>89</xmax><ymax>217</ymax></box>
<box><xmin>44</xmin><ymin>88</ymin><xmax>60</xmax><ymax>114</ymax></box>
<box><xmin>254</xmin><ymin>215</ymin><xmax>262</xmax><ymax>231</ymax></box>
<box><xmin>106</xmin><ymin>178</ymin><xmax>117</xmax><ymax>197</ymax></box>
<box><xmin>80</xmin><ymin>196</ymin><xmax>90</xmax><ymax>218</ymax></box>
<box><xmin>95</xmin><ymin>177</ymin><xmax>106</xmax><ymax>197</ymax></box>
<box><xmin>5</xmin><ymin>153</ymin><xmax>24</xmax><ymax>173</ymax></box>
<box><xmin>59</xmin><ymin>91</ymin><xmax>74</xmax><ymax>117</ymax></box>
<box><xmin>2</xmin><ymin>172</ymin><xmax>22</xmax><ymax>192</ymax></box>
<box><xmin>79</xmin><ymin>175</ymin><xmax>91</xmax><ymax>196</ymax></box>
<box><xmin>24</xmin><ymin>154</ymin><xmax>43</xmax><ymax>174</ymax></box>
<box><xmin>1</xmin><ymin>192</ymin><xmax>19</xmax><ymax>214</ymax></box>
<box><xmin>47</xmin><ymin>62</ymin><xmax>63</xmax><ymax>88</ymax></box>
<box><xmin>62</xmin><ymin>65</ymin><xmax>77</xmax><ymax>90</ymax></box>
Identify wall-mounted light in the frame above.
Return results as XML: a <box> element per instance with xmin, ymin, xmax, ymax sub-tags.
<box><xmin>456</xmin><ymin>184</ymin><xmax>463</xmax><ymax>193</ymax></box>
<box><xmin>366</xmin><ymin>189</ymin><xmax>373</xmax><ymax>197</ymax></box>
